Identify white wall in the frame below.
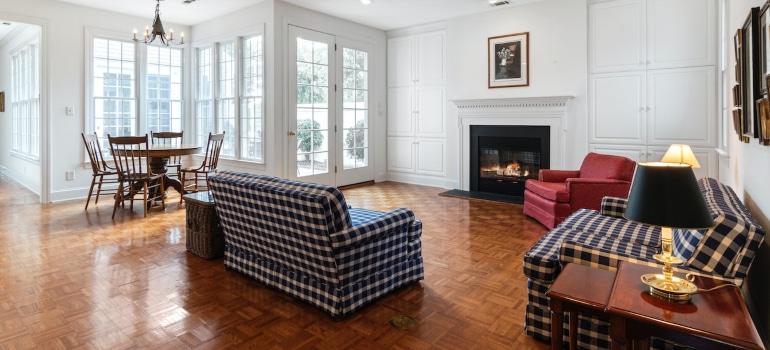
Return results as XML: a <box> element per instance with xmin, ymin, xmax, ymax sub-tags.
<box><xmin>727</xmin><ymin>0</ymin><xmax>770</xmax><ymax>229</ymax></box>
<box><xmin>443</xmin><ymin>0</ymin><xmax>589</xmax><ymax>188</ymax></box>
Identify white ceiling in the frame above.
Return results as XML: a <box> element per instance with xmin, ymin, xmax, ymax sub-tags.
<box><xmin>1</xmin><ymin>0</ymin><xmax>545</xmax><ymax>43</ymax></box>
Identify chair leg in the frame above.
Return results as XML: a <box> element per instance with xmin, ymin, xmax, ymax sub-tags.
<box><xmin>142</xmin><ymin>181</ymin><xmax>148</xmax><ymax>218</ymax></box>
<box><xmin>112</xmin><ymin>182</ymin><xmax>123</xmax><ymax>219</ymax></box>
<box><xmin>94</xmin><ymin>174</ymin><xmax>106</xmax><ymax>205</ymax></box>
<box><xmin>179</xmin><ymin>172</ymin><xmax>186</xmax><ymax>204</ymax></box>
<box><xmin>85</xmin><ymin>176</ymin><xmax>97</xmax><ymax>210</ymax></box>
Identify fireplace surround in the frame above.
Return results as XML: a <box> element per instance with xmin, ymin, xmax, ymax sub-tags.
<box><xmin>454</xmin><ymin>96</ymin><xmax>572</xmax><ymax>193</ymax></box>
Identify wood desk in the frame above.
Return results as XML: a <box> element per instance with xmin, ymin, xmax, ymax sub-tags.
<box><xmin>606</xmin><ymin>261</ymin><xmax>765</xmax><ymax>350</ymax></box>
<box><xmin>546</xmin><ymin>263</ymin><xmax>616</xmax><ymax>350</ymax></box>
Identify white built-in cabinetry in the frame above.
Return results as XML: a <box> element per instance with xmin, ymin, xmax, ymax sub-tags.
<box><xmin>588</xmin><ymin>0</ymin><xmax>718</xmax><ymax>179</ymax></box>
<box><xmin>387</xmin><ymin>30</ymin><xmax>446</xmax><ymax>182</ymax></box>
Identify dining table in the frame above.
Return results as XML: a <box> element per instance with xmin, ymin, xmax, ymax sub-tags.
<box><xmin>145</xmin><ymin>144</ymin><xmax>202</xmax><ymax>194</ymax></box>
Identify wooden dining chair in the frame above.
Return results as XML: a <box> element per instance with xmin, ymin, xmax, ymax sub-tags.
<box><xmin>81</xmin><ymin>132</ymin><xmax>121</xmax><ymax>210</ymax></box>
<box><xmin>108</xmin><ymin>134</ymin><xmax>166</xmax><ymax>218</ymax></box>
<box><xmin>150</xmin><ymin>131</ymin><xmax>184</xmax><ymax>178</ymax></box>
<box><xmin>179</xmin><ymin>132</ymin><xmax>225</xmax><ymax>203</ymax></box>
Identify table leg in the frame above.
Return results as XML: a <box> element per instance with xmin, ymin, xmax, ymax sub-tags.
<box><xmin>609</xmin><ymin>314</ymin><xmax>628</xmax><ymax>350</ymax></box>
<box><xmin>150</xmin><ymin>156</ymin><xmax>184</xmax><ymax>194</ymax></box>
<box><xmin>550</xmin><ymin>299</ymin><xmax>564</xmax><ymax>350</ymax></box>
<box><xmin>568</xmin><ymin>311</ymin><xmax>578</xmax><ymax>350</ymax></box>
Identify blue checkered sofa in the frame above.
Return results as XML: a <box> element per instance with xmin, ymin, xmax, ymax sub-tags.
<box><xmin>207</xmin><ymin>171</ymin><xmax>425</xmax><ymax>319</ymax></box>
<box><xmin>523</xmin><ymin>177</ymin><xmax>766</xmax><ymax>349</ymax></box>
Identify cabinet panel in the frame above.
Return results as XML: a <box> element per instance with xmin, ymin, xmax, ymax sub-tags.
<box><xmin>387</xmin><ymin>87</ymin><xmax>414</xmax><ymax>136</ymax></box>
<box><xmin>387</xmin><ymin>137</ymin><xmax>415</xmax><ymax>172</ymax></box>
<box><xmin>647</xmin><ymin>0</ymin><xmax>716</xmax><ymax>69</ymax></box>
<box><xmin>387</xmin><ymin>37</ymin><xmax>414</xmax><ymax>87</ymax></box>
<box><xmin>589</xmin><ymin>0</ymin><xmax>646</xmax><ymax>73</ymax></box>
<box><xmin>415</xmin><ymin>139</ymin><xmax>445</xmax><ymax>175</ymax></box>
<box><xmin>647</xmin><ymin>67</ymin><xmax>715</xmax><ymax>146</ymax></box>
<box><xmin>590</xmin><ymin>144</ymin><xmax>715</xmax><ymax>178</ymax></box>
<box><xmin>416</xmin><ymin>87</ymin><xmax>445</xmax><ymax>137</ymax></box>
<box><xmin>416</xmin><ymin>32</ymin><xmax>445</xmax><ymax>84</ymax></box>
<box><xmin>590</xmin><ymin>72</ymin><xmax>646</xmax><ymax>143</ymax></box>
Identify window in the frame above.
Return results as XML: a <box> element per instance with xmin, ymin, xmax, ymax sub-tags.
<box><xmin>195</xmin><ymin>33</ymin><xmax>264</xmax><ymax>162</ymax></box>
<box><xmin>88</xmin><ymin>34</ymin><xmax>184</xmax><ymax>155</ymax></box>
<box><xmin>11</xmin><ymin>43</ymin><xmax>40</xmax><ymax>158</ymax></box>
<box><xmin>147</xmin><ymin>46</ymin><xmax>183</xmax><ymax>132</ymax></box>
<box><xmin>342</xmin><ymin>47</ymin><xmax>369</xmax><ymax>170</ymax></box>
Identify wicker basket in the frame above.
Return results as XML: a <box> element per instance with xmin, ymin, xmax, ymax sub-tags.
<box><xmin>184</xmin><ymin>192</ymin><xmax>224</xmax><ymax>259</ymax></box>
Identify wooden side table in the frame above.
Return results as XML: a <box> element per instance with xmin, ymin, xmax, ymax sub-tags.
<box><xmin>606</xmin><ymin>261</ymin><xmax>765</xmax><ymax>350</ymax></box>
<box><xmin>182</xmin><ymin>191</ymin><xmax>225</xmax><ymax>259</ymax></box>
<box><xmin>547</xmin><ymin>263</ymin><xmax>616</xmax><ymax>350</ymax></box>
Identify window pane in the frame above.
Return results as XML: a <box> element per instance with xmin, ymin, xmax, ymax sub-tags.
<box><xmin>92</xmin><ymin>38</ymin><xmax>136</xmax><ymax>143</ymax></box>
<box><xmin>342</xmin><ymin>48</ymin><xmax>369</xmax><ymax>170</ymax></box>
<box><xmin>146</xmin><ymin>46</ymin><xmax>183</xmax><ymax>133</ymax></box>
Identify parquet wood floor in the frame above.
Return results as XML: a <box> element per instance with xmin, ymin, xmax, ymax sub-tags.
<box><xmin>0</xmin><ymin>173</ymin><xmax>550</xmax><ymax>350</ymax></box>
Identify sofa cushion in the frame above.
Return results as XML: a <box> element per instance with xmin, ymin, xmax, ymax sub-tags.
<box><xmin>559</xmin><ymin>208</ymin><xmax>661</xmax><ymax>247</ymax></box>
<box><xmin>215</xmin><ymin>170</ymin><xmax>353</xmax><ymax>232</ymax></box>
<box><xmin>672</xmin><ymin>178</ymin><xmax>766</xmax><ymax>279</ymax></box>
<box><xmin>525</xmin><ymin>180</ymin><xmax>570</xmax><ymax>202</ymax></box>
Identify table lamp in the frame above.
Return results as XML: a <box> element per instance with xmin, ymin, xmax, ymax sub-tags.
<box><xmin>623</xmin><ymin>162</ymin><xmax>715</xmax><ymax>303</ymax></box>
<box><xmin>661</xmin><ymin>144</ymin><xmax>700</xmax><ymax>168</ymax></box>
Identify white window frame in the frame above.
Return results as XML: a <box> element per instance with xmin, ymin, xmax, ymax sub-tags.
<box><xmin>193</xmin><ymin>26</ymin><xmax>265</xmax><ymax>163</ymax></box>
<box><xmin>10</xmin><ymin>41</ymin><xmax>40</xmax><ymax>160</ymax></box>
<box><xmin>85</xmin><ymin>28</ymin><xmax>185</xmax><ymax>157</ymax></box>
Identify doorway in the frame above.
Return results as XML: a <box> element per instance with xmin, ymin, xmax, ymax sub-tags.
<box><xmin>287</xmin><ymin>25</ymin><xmax>374</xmax><ymax>187</ymax></box>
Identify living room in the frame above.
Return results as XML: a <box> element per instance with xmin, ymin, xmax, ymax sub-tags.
<box><xmin>0</xmin><ymin>0</ymin><xmax>769</xmax><ymax>348</ymax></box>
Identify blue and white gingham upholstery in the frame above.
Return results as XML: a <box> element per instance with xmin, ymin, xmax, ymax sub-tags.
<box><xmin>523</xmin><ymin>178</ymin><xmax>766</xmax><ymax>348</ymax></box>
<box><xmin>209</xmin><ymin>172</ymin><xmax>424</xmax><ymax>319</ymax></box>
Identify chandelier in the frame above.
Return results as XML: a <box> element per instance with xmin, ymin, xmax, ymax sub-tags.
<box><xmin>132</xmin><ymin>0</ymin><xmax>184</xmax><ymax>46</ymax></box>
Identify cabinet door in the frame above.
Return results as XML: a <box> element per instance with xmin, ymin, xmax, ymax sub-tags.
<box><xmin>387</xmin><ymin>36</ymin><xmax>414</xmax><ymax>87</ymax></box>
<box><xmin>589</xmin><ymin>0</ymin><xmax>646</xmax><ymax>73</ymax></box>
<box><xmin>415</xmin><ymin>139</ymin><xmax>445</xmax><ymax>176</ymax></box>
<box><xmin>387</xmin><ymin>137</ymin><xmax>415</xmax><ymax>172</ymax></box>
<box><xmin>416</xmin><ymin>86</ymin><xmax>445</xmax><ymax>137</ymax></box>
<box><xmin>647</xmin><ymin>0</ymin><xmax>716</xmax><ymax>69</ymax></box>
<box><xmin>387</xmin><ymin>87</ymin><xmax>414</xmax><ymax>136</ymax></box>
<box><xmin>416</xmin><ymin>31</ymin><xmax>445</xmax><ymax>85</ymax></box>
<box><xmin>590</xmin><ymin>71</ymin><xmax>646</xmax><ymax>144</ymax></box>
<box><xmin>647</xmin><ymin>66</ymin><xmax>715</xmax><ymax>146</ymax></box>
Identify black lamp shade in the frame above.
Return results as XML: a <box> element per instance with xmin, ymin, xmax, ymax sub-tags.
<box><xmin>624</xmin><ymin>162</ymin><xmax>715</xmax><ymax>229</ymax></box>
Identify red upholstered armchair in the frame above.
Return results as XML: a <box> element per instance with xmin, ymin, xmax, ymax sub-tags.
<box><xmin>523</xmin><ymin>152</ymin><xmax>637</xmax><ymax>229</ymax></box>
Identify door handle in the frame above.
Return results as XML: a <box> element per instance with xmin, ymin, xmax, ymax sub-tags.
<box><xmin>288</xmin><ymin>131</ymin><xmax>296</xmax><ymax>136</ymax></box>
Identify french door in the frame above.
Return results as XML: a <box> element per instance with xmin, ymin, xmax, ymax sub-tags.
<box><xmin>288</xmin><ymin>26</ymin><xmax>373</xmax><ymax>186</ymax></box>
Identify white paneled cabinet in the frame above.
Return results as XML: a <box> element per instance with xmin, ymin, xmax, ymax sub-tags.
<box><xmin>387</xmin><ymin>30</ymin><xmax>446</xmax><ymax>178</ymax></box>
<box><xmin>588</xmin><ymin>0</ymin><xmax>718</xmax><ymax>178</ymax></box>
<box><xmin>589</xmin><ymin>0</ymin><xmax>716</xmax><ymax>73</ymax></box>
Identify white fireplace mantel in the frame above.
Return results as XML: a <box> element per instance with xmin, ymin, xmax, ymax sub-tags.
<box><xmin>453</xmin><ymin>96</ymin><xmax>573</xmax><ymax>192</ymax></box>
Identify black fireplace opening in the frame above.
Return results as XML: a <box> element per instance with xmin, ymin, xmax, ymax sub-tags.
<box><xmin>470</xmin><ymin>125</ymin><xmax>550</xmax><ymax>197</ymax></box>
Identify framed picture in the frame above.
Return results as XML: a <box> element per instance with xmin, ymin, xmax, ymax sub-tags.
<box><xmin>741</xmin><ymin>7</ymin><xmax>761</xmax><ymax>138</ymax></box>
<box><xmin>757</xmin><ymin>97</ymin><xmax>770</xmax><ymax>145</ymax></box>
<box><xmin>0</xmin><ymin>91</ymin><xmax>4</xmax><ymax>112</ymax></box>
<box><xmin>488</xmin><ymin>32</ymin><xmax>529</xmax><ymax>88</ymax></box>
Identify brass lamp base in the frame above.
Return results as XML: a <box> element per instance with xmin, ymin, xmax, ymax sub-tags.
<box><xmin>641</xmin><ymin>273</ymin><xmax>697</xmax><ymax>303</ymax></box>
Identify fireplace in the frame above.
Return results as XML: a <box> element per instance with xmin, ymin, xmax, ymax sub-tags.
<box><xmin>470</xmin><ymin>125</ymin><xmax>550</xmax><ymax>197</ymax></box>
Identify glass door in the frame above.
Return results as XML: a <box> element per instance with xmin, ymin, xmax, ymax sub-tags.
<box><xmin>288</xmin><ymin>26</ymin><xmax>335</xmax><ymax>185</ymax></box>
<box><xmin>288</xmin><ymin>26</ymin><xmax>374</xmax><ymax>187</ymax></box>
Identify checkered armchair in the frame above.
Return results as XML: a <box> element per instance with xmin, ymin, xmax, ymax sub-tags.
<box><xmin>208</xmin><ymin>171</ymin><xmax>424</xmax><ymax>319</ymax></box>
<box><xmin>523</xmin><ymin>178</ymin><xmax>766</xmax><ymax>349</ymax></box>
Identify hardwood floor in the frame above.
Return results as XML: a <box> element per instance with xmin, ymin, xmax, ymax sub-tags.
<box><xmin>0</xmin><ymin>173</ymin><xmax>550</xmax><ymax>349</ymax></box>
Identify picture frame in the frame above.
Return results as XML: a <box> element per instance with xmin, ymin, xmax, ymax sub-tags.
<box><xmin>0</xmin><ymin>91</ymin><xmax>4</xmax><ymax>112</ymax></box>
<box><xmin>757</xmin><ymin>97</ymin><xmax>770</xmax><ymax>145</ymax></box>
<box><xmin>488</xmin><ymin>32</ymin><xmax>529</xmax><ymax>88</ymax></box>
<box><xmin>741</xmin><ymin>7</ymin><xmax>761</xmax><ymax>138</ymax></box>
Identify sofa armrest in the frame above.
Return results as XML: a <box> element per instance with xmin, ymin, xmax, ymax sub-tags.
<box><xmin>539</xmin><ymin>169</ymin><xmax>580</xmax><ymax>182</ymax></box>
<box><xmin>565</xmin><ymin>178</ymin><xmax>631</xmax><ymax>211</ymax></box>
<box><xmin>600</xmin><ymin>196</ymin><xmax>628</xmax><ymax>218</ymax></box>
<box><xmin>330</xmin><ymin>208</ymin><xmax>418</xmax><ymax>285</ymax></box>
